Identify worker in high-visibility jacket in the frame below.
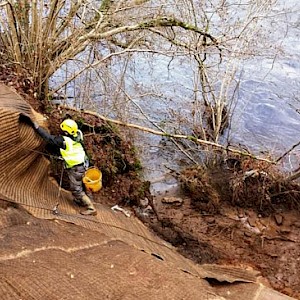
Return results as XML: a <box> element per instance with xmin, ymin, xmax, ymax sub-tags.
<box><xmin>32</xmin><ymin>119</ymin><xmax>97</xmax><ymax>216</ymax></box>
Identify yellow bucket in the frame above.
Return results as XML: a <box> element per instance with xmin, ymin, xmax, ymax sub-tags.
<box><xmin>83</xmin><ymin>167</ymin><xmax>102</xmax><ymax>192</ymax></box>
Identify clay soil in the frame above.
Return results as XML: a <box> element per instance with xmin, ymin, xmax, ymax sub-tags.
<box><xmin>142</xmin><ymin>162</ymin><xmax>300</xmax><ymax>299</ymax></box>
<box><xmin>1</xmin><ymin>68</ymin><xmax>300</xmax><ymax>299</ymax></box>
<box><xmin>146</xmin><ymin>190</ymin><xmax>300</xmax><ymax>299</ymax></box>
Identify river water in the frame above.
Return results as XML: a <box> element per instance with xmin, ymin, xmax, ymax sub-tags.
<box><xmin>143</xmin><ymin>0</ymin><xmax>300</xmax><ymax>185</ymax></box>
<box><xmin>137</xmin><ymin>0</ymin><xmax>300</xmax><ymax>194</ymax></box>
<box><xmin>51</xmin><ymin>1</ymin><xmax>300</xmax><ymax>194</ymax></box>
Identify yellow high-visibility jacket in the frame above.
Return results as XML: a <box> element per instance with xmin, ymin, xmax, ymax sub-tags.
<box><xmin>60</xmin><ymin>136</ymin><xmax>86</xmax><ymax>168</ymax></box>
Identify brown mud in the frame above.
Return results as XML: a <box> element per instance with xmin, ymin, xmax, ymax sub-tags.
<box><xmin>146</xmin><ymin>180</ymin><xmax>300</xmax><ymax>299</ymax></box>
<box><xmin>1</xmin><ymin>67</ymin><xmax>300</xmax><ymax>299</ymax></box>
<box><xmin>143</xmin><ymin>157</ymin><xmax>300</xmax><ymax>298</ymax></box>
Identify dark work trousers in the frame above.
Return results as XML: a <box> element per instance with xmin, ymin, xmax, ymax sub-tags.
<box><xmin>65</xmin><ymin>164</ymin><xmax>87</xmax><ymax>200</ymax></box>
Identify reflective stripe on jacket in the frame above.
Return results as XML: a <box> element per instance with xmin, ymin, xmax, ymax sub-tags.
<box><xmin>60</xmin><ymin>136</ymin><xmax>86</xmax><ymax>168</ymax></box>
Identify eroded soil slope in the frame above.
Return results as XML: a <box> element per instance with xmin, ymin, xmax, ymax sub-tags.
<box><xmin>144</xmin><ymin>160</ymin><xmax>300</xmax><ymax>299</ymax></box>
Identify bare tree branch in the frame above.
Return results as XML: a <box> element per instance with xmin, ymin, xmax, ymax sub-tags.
<box><xmin>0</xmin><ymin>1</ymin><xmax>8</xmax><ymax>7</ymax></box>
<box><xmin>59</xmin><ymin>106</ymin><xmax>275</xmax><ymax>164</ymax></box>
<box><xmin>276</xmin><ymin>140</ymin><xmax>300</xmax><ymax>163</ymax></box>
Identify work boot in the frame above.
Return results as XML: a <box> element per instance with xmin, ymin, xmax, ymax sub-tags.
<box><xmin>80</xmin><ymin>195</ymin><xmax>97</xmax><ymax>216</ymax></box>
<box><xmin>81</xmin><ymin>206</ymin><xmax>97</xmax><ymax>216</ymax></box>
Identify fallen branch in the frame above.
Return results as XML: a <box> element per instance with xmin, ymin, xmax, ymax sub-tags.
<box><xmin>262</xmin><ymin>235</ymin><xmax>296</xmax><ymax>243</ymax></box>
<box><xmin>58</xmin><ymin>105</ymin><xmax>275</xmax><ymax>164</ymax></box>
<box><xmin>284</xmin><ymin>170</ymin><xmax>300</xmax><ymax>183</ymax></box>
<box><xmin>275</xmin><ymin>140</ymin><xmax>300</xmax><ymax>182</ymax></box>
<box><xmin>275</xmin><ymin>140</ymin><xmax>300</xmax><ymax>163</ymax></box>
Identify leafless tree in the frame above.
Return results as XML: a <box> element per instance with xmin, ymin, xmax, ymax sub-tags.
<box><xmin>0</xmin><ymin>0</ymin><xmax>218</xmax><ymax>97</ymax></box>
<box><xmin>1</xmin><ymin>0</ymin><xmax>294</xmax><ymax>161</ymax></box>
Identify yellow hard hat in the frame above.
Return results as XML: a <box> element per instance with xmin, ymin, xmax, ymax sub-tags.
<box><xmin>60</xmin><ymin>119</ymin><xmax>78</xmax><ymax>137</ymax></box>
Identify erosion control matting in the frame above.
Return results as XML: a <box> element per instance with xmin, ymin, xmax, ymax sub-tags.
<box><xmin>0</xmin><ymin>83</ymin><xmax>295</xmax><ymax>299</ymax></box>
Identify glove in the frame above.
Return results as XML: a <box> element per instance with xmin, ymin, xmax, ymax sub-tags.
<box><xmin>20</xmin><ymin>113</ymin><xmax>39</xmax><ymax>129</ymax></box>
<box><xmin>33</xmin><ymin>122</ymin><xmax>39</xmax><ymax>129</ymax></box>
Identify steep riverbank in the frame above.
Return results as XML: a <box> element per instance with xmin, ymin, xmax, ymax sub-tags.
<box><xmin>1</xmin><ymin>67</ymin><xmax>299</xmax><ymax>298</ymax></box>
<box><xmin>143</xmin><ymin>163</ymin><xmax>300</xmax><ymax>298</ymax></box>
